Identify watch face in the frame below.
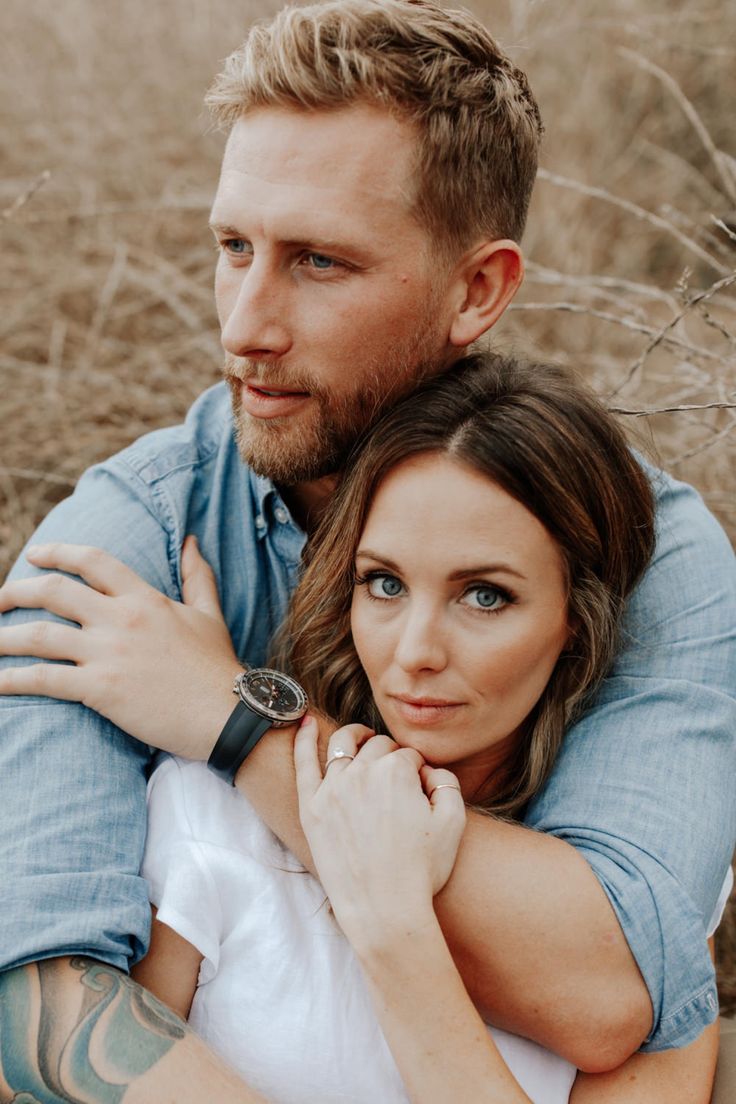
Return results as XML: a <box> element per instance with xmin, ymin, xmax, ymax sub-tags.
<box><xmin>240</xmin><ymin>668</ymin><xmax>308</xmax><ymax>723</ymax></box>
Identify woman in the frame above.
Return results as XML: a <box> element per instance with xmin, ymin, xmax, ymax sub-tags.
<box><xmin>0</xmin><ymin>354</ymin><xmax>725</xmax><ymax>1102</ymax></box>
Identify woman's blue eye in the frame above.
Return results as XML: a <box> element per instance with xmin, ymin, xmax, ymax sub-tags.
<box><xmin>367</xmin><ymin>573</ymin><xmax>404</xmax><ymax>599</ymax></box>
<box><xmin>464</xmin><ymin>585</ymin><xmax>507</xmax><ymax>611</ymax></box>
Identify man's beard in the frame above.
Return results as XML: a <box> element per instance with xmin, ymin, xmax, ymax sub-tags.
<box><xmin>225</xmin><ymin>323</ymin><xmax>447</xmax><ymax>486</ymax></box>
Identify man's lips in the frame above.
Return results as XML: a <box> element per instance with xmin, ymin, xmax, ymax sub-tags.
<box><xmin>238</xmin><ymin>380</ymin><xmax>311</xmax><ymax>419</ymax></box>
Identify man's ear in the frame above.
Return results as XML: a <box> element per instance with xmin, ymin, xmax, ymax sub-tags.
<box><xmin>448</xmin><ymin>240</ymin><xmax>524</xmax><ymax>348</ymax></box>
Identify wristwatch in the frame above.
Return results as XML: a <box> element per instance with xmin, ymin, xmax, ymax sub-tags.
<box><xmin>207</xmin><ymin>667</ymin><xmax>308</xmax><ymax>786</ymax></box>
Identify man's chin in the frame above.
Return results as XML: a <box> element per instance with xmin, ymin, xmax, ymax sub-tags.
<box><xmin>233</xmin><ymin>413</ymin><xmax>342</xmax><ymax>486</ymax></box>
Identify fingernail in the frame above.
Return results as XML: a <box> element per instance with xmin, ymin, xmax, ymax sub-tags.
<box><xmin>299</xmin><ymin>713</ymin><xmax>314</xmax><ymax>730</ymax></box>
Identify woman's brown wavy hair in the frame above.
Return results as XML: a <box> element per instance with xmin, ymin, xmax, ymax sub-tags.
<box><xmin>282</xmin><ymin>353</ymin><xmax>655</xmax><ymax>818</ymax></box>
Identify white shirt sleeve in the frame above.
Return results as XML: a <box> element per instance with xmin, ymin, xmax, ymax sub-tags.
<box><xmin>141</xmin><ymin>756</ymin><xmax>223</xmax><ymax>981</ymax></box>
<box><xmin>707</xmin><ymin>865</ymin><xmax>734</xmax><ymax>938</ymax></box>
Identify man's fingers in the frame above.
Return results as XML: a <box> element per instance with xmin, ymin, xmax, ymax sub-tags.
<box><xmin>0</xmin><ymin>573</ymin><xmax>105</xmax><ymax>624</ymax></box>
<box><xmin>0</xmin><ymin>661</ymin><xmax>84</xmax><ymax>702</ymax></box>
<box><xmin>0</xmin><ymin>622</ymin><xmax>85</xmax><ymax>663</ymax></box>
<box><xmin>294</xmin><ymin>715</ymin><xmax>324</xmax><ymax>803</ymax></box>
<box><xmin>181</xmin><ymin>536</ymin><xmax>224</xmax><ymax>618</ymax></box>
<box><xmin>24</xmin><ymin>543</ymin><xmax>149</xmax><ymax>598</ymax></box>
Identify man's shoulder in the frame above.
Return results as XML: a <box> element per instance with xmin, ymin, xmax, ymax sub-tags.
<box><xmin>104</xmin><ymin>381</ymin><xmax>235</xmax><ymax>489</ymax></box>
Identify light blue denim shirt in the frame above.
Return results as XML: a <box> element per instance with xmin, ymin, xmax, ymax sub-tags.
<box><xmin>1</xmin><ymin>381</ymin><xmax>734</xmax><ymax>1051</ymax></box>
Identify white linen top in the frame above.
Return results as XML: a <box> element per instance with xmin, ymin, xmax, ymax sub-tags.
<box><xmin>141</xmin><ymin>757</ymin><xmax>732</xmax><ymax>1104</ymax></box>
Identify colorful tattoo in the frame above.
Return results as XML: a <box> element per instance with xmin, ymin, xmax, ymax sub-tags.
<box><xmin>0</xmin><ymin>958</ymin><xmax>185</xmax><ymax>1103</ymax></box>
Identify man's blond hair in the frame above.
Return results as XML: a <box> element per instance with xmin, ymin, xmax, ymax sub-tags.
<box><xmin>206</xmin><ymin>0</ymin><xmax>543</xmax><ymax>254</ymax></box>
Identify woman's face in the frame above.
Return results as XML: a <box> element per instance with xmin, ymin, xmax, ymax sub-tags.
<box><xmin>350</xmin><ymin>452</ymin><xmax>571</xmax><ymax>798</ymax></box>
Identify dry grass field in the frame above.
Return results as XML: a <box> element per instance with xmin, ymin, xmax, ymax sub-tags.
<box><xmin>1</xmin><ymin>0</ymin><xmax>735</xmax><ymax>1012</ymax></box>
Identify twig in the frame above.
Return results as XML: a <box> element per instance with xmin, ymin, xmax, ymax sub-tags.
<box><xmin>508</xmin><ymin>300</ymin><xmax>721</xmax><ymax>361</ymax></box>
<box><xmin>537</xmin><ymin>168</ymin><xmax>729</xmax><ymax>275</ymax></box>
<box><xmin>524</xmin><ymin>262</ymin><xmax>679</xmax><ymax>309</ymax></box>
<box><xmin>2</xmin><ymin>170</ymin><xmax>51</xmax><ymax>222</ymax></box>
<box><xmin>610</xmin><ymin>402</ymin><xmax>736</xmax><ymax>417</ymax></box>
<box><xmin>619</xmin><ymin>48</ymin><xmax>736</xmax><ymax>206</ymax></box>
<box><xmin>669</xmin><ymin>418</ymin><xmax>736</xmax><ymax>466</ymax></box>
<box><xmin>0</xmin><ymin>466</ymin><xmax>76</xmax><ymax>487</ymax></box>
<box><xmin>712</xmin><ymin>217</ymin><xmax>736</xmax><ymax>245</ymax></box>
<box><xmin>609</xmin><ymin>270</ymin><xmax>736</xmax><ymax>397</ymax></box>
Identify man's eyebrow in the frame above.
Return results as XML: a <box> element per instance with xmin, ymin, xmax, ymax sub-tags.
<box><xmin>209</xmin><ymin>221</ymin><xmax>243</xmax><ymax>237</ymax></box>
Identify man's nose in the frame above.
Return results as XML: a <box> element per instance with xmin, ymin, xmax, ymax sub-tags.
<box><xmin>394</xmin><ymin>604</ymin><xmax>449</xmax><ymax>674</ymax></box>
<box><xmin>219</xmin><ymin>259</ymin><xmax>292</xmax><ymax>360</ymax></box>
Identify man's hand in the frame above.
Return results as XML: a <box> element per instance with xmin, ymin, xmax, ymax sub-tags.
<box><xmin>0</xmin><ymin>539</ymin><xmax>241</xmax><ymax>759</ymax></box>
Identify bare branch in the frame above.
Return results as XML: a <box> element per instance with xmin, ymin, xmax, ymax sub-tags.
<box><xmin>2</xmin><ymin>170</ymin><xmax>51</xmax><ymax>222</ymax></box>
<box><xmin>537</xmin><ymin>167</ymin><xmax>729</xmax><ymax>275</ymax></box>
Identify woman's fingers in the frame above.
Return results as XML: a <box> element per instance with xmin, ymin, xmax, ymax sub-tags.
<box><xmin>180</xmin><ymin>536</ymin><xmax>224</xmax><ymax>619</ymax></box>
<box><xmin>0</xmin><ymin>661</ymin><xmax>85</xmax><ymax>702</ymax></box>
<box><xmin>24</xmin><ymin>543</ymin><xmax>150</xmax><ymax>598</ymax></box>
<box><xmin>420</xmin><ymin>765</ymin><xmax>465</xmax><ymax>808</ymax></box>
<box><xmin>0</xmin><ymin>621</ymin><xmax>86</xmax><ymax>662</ymax></box>
<box><xmin>324</xmin><ymin>723</ymin><xmax>366</xmax><ymax>773</ymax></box>
<box><xmin>294</xmin><ymin>715</ymin><xmax>324</xmax><ymax>803</ymax></box>
<box><xmin>0</xmin><ymin>573</ymin><xmax>105</xmax><ymax>624</ymax></box>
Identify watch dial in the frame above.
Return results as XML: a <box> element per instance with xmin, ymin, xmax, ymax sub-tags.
<box><xmin>242</xmin><ymin>669</ymin><xmax>307</xmax><ymax>720</ymax></box>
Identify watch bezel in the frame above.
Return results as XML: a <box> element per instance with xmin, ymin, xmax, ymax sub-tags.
<box><xmin>234</xmin><ymin>667</ymin><xmax>308</xmax><ymax>724</ymax></box>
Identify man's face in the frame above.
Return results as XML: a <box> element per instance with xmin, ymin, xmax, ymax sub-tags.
<box><xmin>210</xmin><ymin>103</ymin><xmax>457</xmax><ymax>485</ymax></box>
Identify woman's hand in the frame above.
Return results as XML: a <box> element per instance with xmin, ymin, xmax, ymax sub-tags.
<box><xmin>0</xmin><ymin>538</ymin><xmax>242</xmax><ymax>758</ymax></box>
<box><xmin>294</xmin><ymin>716</ymin><xmax>466</xmax><ymax>951</ymax></box>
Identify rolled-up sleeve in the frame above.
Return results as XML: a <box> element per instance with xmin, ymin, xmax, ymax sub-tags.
<box><xmin>0</xmin><ymin>458</ymin><xmax>177</xmax><ymax>973</ymax></box>
<box><xmin>525</xmin><ymin>468</ymin><xmax>736</xmax><ymax>1050</ymax></box>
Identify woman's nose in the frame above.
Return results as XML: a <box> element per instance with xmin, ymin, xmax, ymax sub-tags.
<box><xmin>218</xmin><ymin>260</ymin><xmax>292</xmax><ymax>360</ymax></box>
<box><xmin>393</xmin><ymin>605</ymin><xmax>449</xmax><ymax>674</ymax></box>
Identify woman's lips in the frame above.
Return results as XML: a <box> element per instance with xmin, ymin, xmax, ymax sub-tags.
<box><xmin>239</xmin><ymin>380</ymin><xmax>310</xmax><ymax>419</ymax></box>
<box><xmin>388</xmin><ymin>695</ymin><xmax>464</xmax><ymax>726</ymax></box>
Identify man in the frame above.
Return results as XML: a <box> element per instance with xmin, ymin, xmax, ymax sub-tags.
<box><xmin>1</xmin><ymin>1</ymin><xmax>734</xmax><ymax>1100</ymax></box>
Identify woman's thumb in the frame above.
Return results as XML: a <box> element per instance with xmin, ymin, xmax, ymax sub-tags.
<box><xmin>181</xmin><ymin>535</ymin><xmax>223</xmax><ymax>617</ymax></box>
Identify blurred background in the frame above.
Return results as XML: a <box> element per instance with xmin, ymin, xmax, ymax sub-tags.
<box><xmin>1</xmin><ymin>0</ymin><xmax>734</xmax><ymax>1011</ymax></box>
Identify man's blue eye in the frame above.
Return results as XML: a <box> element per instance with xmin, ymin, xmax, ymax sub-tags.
<box><xmin>226</xmin><ymin>239</ymin><xmax>248</xmax><ymax>254</ymax></box>
<box><xmin>309</xmin><ymin>253</ymin><xmax>334</xmax><ymax>269</ymax></box>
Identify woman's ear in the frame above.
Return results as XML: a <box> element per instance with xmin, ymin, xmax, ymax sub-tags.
<box><xmin>448</xmin><ymin>240</ymin><xmax>524</xmax><ymax>349</ymax></box>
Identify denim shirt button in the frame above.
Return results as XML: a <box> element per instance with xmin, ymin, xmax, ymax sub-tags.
<box><xmin>255</xmin><ymin>514</ymin><xmax>266</xmax><ymax>530</ymax></box>
<box><xmin>274</xmin><ymin>506</ymin><xmax>289</xmax><ymax>524</ymax></box>
<box><xmin>706</xmin><ymin>991</ymin><xmax>717</xmax><ymax>1011</ymax></box>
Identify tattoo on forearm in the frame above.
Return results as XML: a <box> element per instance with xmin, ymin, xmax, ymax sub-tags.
<box><xmin>0</xmin><ymin>957</ymin><xmax>186</xmax><ymax>1103</ymax></box>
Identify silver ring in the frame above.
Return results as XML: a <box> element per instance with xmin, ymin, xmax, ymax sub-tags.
<box><xmin>325</xmin><ymin>749</ymin><xmax>355</xmax><ymax>770</ymax></box>
<box><xmin>428</xmin><ymin>783</ymin><xmax>462</xmax><ymax>801</ymax></box>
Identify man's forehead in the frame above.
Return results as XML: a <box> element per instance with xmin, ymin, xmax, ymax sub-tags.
<box><xmin>218</xmin><ymin>104</ymin><xmax>418</xmax><ymax>203</ymax></box>
<box><xmin>210</xmin><ymin>104</ymin><xmax>422</xmax><ymax>245</ymax></box>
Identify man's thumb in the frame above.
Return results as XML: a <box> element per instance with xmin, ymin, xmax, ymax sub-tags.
<box><xmin>181</xmin><ymin>535</ymin><xmax>223</xmax><ymax>617</ymax></box>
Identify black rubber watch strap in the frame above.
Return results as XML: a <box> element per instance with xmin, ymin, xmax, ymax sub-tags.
<box><xmin>207</xmin><ymin>701</ymin><xmax>273</xmax><ymax>786</ymax></box>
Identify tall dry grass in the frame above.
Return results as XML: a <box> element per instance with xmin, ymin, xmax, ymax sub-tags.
<box><xmin>1</xmin><ymin>0</ymin><xmax>735</xmax><ymax>1011</ymax></box>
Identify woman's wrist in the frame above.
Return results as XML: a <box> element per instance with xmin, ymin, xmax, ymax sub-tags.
<box><xmin>338</xmin><ymin>899</ymin><xmax>440</xmax><ymax>965</ymax></box>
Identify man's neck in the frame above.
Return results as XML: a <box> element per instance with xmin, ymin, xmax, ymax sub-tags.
<box><xmin>279</xmin><ymin>473</ymin><xmax>340</xmax><ymax>534</ymax></box>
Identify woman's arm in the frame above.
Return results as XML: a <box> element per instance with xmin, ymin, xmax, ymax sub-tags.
<box><xmin>294</xmin><ymin>718</ymin><xmax>534</xmax><ymax>1104</ymax></box>
<box><xmin>130</xmin><ymin>908</ymin><xmax>203</xmax><ymax>1022</ymax></box>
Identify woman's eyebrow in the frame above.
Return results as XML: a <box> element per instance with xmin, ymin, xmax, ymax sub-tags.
<box><xmin>354</xmin><ymin>549</ymin><xmax>400</xmax><ymax>571</ymax></box>
<box><xmin>449</xmin><ymin>565</ymin><xmax>527</xmax><ymax>582</ymax></box>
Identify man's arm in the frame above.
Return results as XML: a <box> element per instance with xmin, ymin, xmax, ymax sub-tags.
<box><xmin>0</xmin><ymin>958</ymin><xmax>267</xmax><ymax>1103</ymax></box>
